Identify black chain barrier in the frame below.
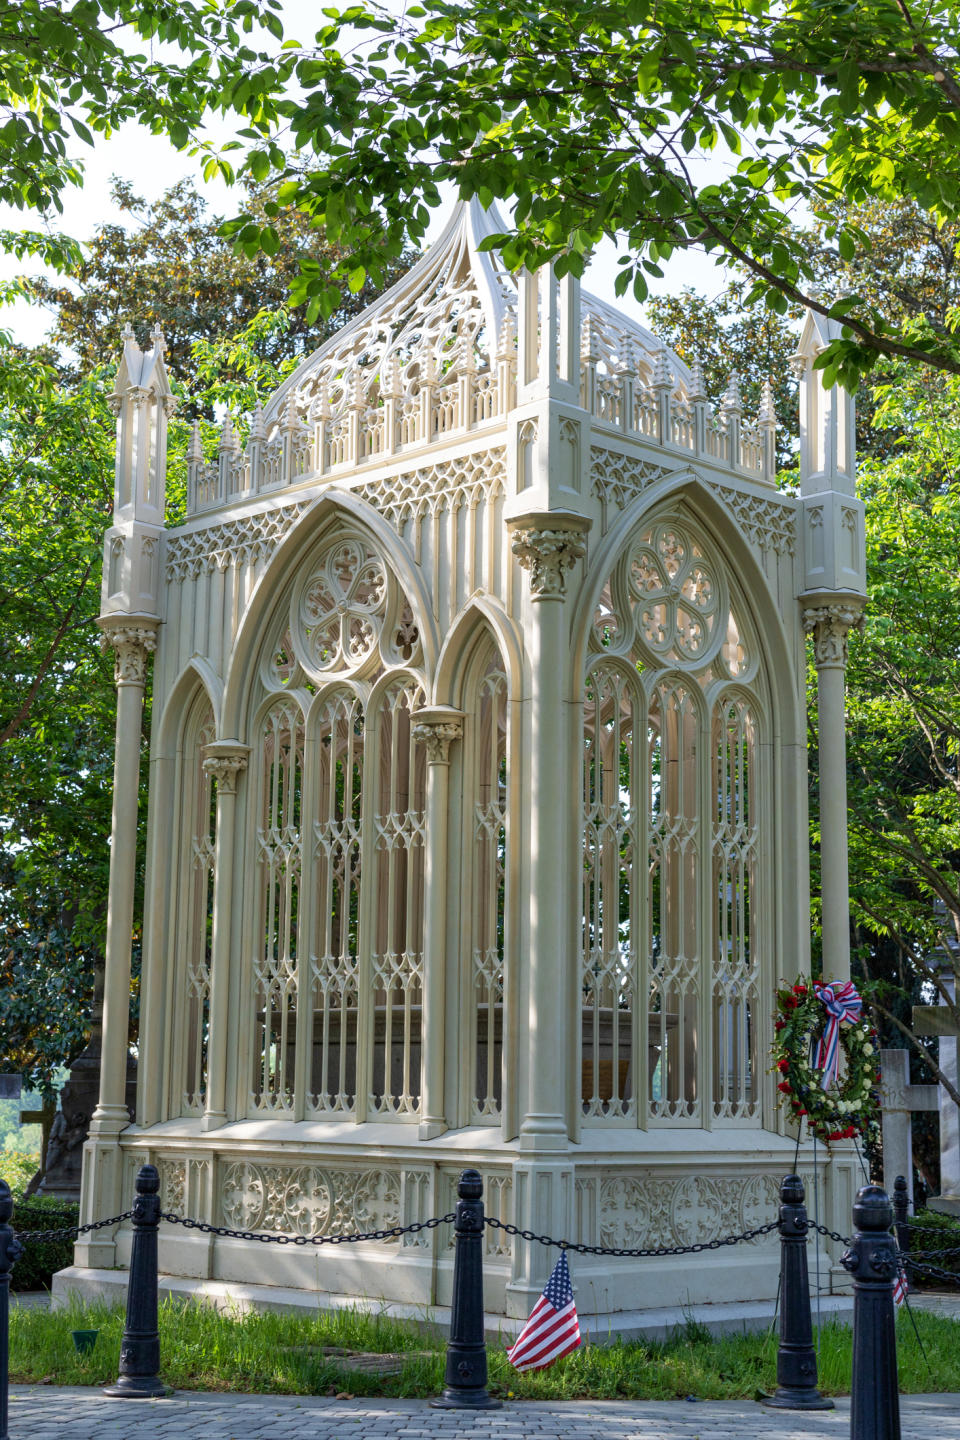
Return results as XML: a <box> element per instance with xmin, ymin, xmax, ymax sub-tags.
<box><xmin>0</xmin><ymin>1162</ymin><xmax>904</xmax><ymax>1440</ymax></box>
<box><xmin>482</xmin><ymin>1214</ymin><xmax>781</xmax><ymax>1257</ymax></box>
<box><xmin>13</xmin><ymin>1212</ymin><xmax>133</xmax><ymax>1246</ymax></box>
<box><xmin>158</xmin><ymin>1212</ymin><xmax>456</xmax><ymax>1246</ymax></box>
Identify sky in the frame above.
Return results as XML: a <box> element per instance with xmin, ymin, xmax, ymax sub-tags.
<box><xmin>0</xmin><ymin>0</ymin><xmax>736</xmax><ymax>357</ymax></box>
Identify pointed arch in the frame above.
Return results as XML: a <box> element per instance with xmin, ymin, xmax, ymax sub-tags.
<box><xmin>433</xmin><ymin>594</ymin><xmax>522</xmax><ymax>709</ymax></box>
<box><xmin>572</xmin><ymin>470</ymin><xmax>799</xmax><ymax>742</ymax></box>
<box><xmin>156</xmin><ymin>657</ymin><xmax>223</xmax><ymax>757</ymax></box>
<box><xmin>221</xmin><ymin>491</ymin><xmax>439</xmax><ymax>741</ymax></box>
<box><xmin>573</xmin><ymin>474</ymin><xmax>787</xmax><ymax>1131</ymax></box>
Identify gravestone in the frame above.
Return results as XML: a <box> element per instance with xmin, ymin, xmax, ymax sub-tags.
<box><xmin>912</xmin><ymin>960</ymin><xmax>960</xmax><ymax>1216</ymax></box>
<box><xmin>878</xmin><ymin>1048</ymin><xmax>938</xmax><ymax>1207</ymax></box>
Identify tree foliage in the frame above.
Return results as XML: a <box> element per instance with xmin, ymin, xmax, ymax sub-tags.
<box><xmin>224</xmin><ymin>0</ymin><xmax>960</xmax><ymax>388</ymax></box>
<box><xmin>0</xmin><ymin>0</ymin><xmax>288</xmax><ymax>267</ymax></box>
<box><xmin>30</xmin><ymin>179</ymin><xmax>416</xmax><ymax>392</ymax></box>
<box><xmin>844</xmin><ymin>364</ymin><xmax>960</xmax><ymax>1085</ymax></box>
<box><xmin>0</xmin><ymin>187</ymin><xmax>414</xmax><ymax>1090</ymax></box>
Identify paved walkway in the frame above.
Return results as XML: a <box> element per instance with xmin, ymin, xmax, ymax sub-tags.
<box><xmin>8</xmin><ymin>1388</ymin><xmax>959</xmax><ymax>1439</ymax></box>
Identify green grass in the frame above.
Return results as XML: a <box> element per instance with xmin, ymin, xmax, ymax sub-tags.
<box><xmin>10</xmin><ymin>1299</ymin><xmax>960</xmax><ymax>1400</ymax></box>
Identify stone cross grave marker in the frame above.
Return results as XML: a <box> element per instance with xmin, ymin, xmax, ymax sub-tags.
<box><xmin>913</xmin><ymin>967</ymin><xmax>960</xmax><ymax>1215</ymax></box>
<box><xmin>879</xmin><ymin>1048</ymin><xmax>938</xmax><ymax>1208</ymax></box>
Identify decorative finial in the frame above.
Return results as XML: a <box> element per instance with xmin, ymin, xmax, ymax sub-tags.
<box><xmin>498</xmin><ymin>310</ymin><xmax>517</xmax><ymax>357</ymax></box>
<box><xmin>248</xmin><ymin>399</ymin><xmax>266</xmax><ymax>440</ymax></box>
<box><xmin>149</xmin><ymin>322</ymin><xmax>166</xmax><ymax>357</ymax></box>
<box><xmin>652</xmin><ymin>347</ymin><xmax>673</xmax><ymax>390</ymax></box>
<box><xmin>721</xmin><ymin>373</ymin><xmax>743</xmax><ymax>415</ymax></box>
<box><xmin>687</xmin><ymin>357</ymin><xmax>707</xmax><ymax>401</ymax></box>
<box><xmin>758</xmin><ymin>378</ymin><xmax>777</xmax><ymax>426</ymax></box>
<box><xmin>187</xmin><ymin>420</ymin><xmax>203</xmax><ymax>463</ymax></box>
<box><xmin>121</xmin><ymin>321</ymin><xmax>135</xmax><ymax>342</ymax></box>
<box><xmin>218</xmin><ymin>413</ymin><xmax>237</xmax><ymax>451</ymax></box>
<box><xmin>580</xmin><ymin>312</ymin><xmax>599</xmax><ymax>361</ymax></box>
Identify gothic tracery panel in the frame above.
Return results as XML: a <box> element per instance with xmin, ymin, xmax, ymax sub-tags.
<box><xmin>581</xmin><ymin>510</ymin><xmax>766</xmax><ymax>1129</ymax></box>
<box><xmin>469</xmin><ymin>655</ymin><xmax>508</xmax><ymax>1121</ymax></box>
<box><xmin>369</xmin><ymin>676</ymin><xmax>426</xmax><ymax>1117</ymax></box>
<box><xmin>179</xmin><ymin>700</ymin><xmax>216</xmax><ymax>1115</ymax></box>
<box><xmin>581</xmin><ymin>665</ymin><xmax>638</xmax><ymax>1121</ymax></box>
<box><xmin>308</xmin><ymin>690</ymin><xmax>364</xmax><ymax>1116</ymax></box>
<box><xmin>253</xmin><ymin>700</ymin><xmax>304</xmax><ymax>1111</ymax></box>
<box><xmin>711</xmin><ymin>695</ymin><xmax>761</xmax><ymax>1121</ymax></box>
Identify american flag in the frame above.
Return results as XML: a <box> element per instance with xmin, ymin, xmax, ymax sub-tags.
<box><xmin>894</xmin><ymin>1264</ymin><xmax>908</xmax><ymax>1308</ymax></box>
<box><xmin>507</xmin><ymin>1250</ymin><xmax>581</xmax><ymax>1371</ymax></box>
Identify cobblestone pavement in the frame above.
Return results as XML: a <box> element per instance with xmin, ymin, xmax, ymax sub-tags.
<box><xmin>8</xmin><ymin>1387</ymin><xmax>960</xmax><ymax>1439</ymax></box>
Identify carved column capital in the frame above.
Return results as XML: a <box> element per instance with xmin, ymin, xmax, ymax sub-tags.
<box><xmin>202</xmin><ymin>741</ymin><xmax>251</xmax><ymax>795</ymax></box>
<box><xmin>507</xmin><ymin>512</ymin><xmax>590</xmax><ymax>600</ymax></box>
<box><xmin>412</xmin><ymin>708</ymin><xmax>465</xmax><ymax>764</ymax></box>
<box><xmin>801</xmin><ymin>597</ymin><xmax>864</xmax><ymax>669</ymax></box>
<box><xmin>98</xmin><ymin>617</ymin><xmax>159</xmax><ymax>687</ymax></box>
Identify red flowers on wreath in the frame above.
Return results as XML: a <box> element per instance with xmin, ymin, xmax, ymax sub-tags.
<box><xmin>770</xmin><ymin>975</ymin><xmax>880</xmax><ymax>1147</ymax></box>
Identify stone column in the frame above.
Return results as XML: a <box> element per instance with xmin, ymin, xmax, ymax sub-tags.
<box><xmin>802</xmin><ymin>599</ymin><xmax>862</xmax><ymax>983</ymax></box>
<box><xmin>411</xmin><ymin>709</ymin><xmax>464</xmax><ymax>1140</ymax></box>
<box><xmin>201</xmin><ymin>742</ymin><xmax>250</xmax><ymax>1132</ymax></box>
<box><xmin>78</xmin><ymin>618</ymin><xmax>157</xmax><ymax>1257</ymax></box>
<box><xmin>508</xmin><ymin>515</ymin><xmax>588</xmax><ymax>1145</ymax></box>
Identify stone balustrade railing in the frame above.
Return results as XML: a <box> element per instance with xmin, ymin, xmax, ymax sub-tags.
<box><xmin>186</xmin><ymin>352</ymin><xmax>776</xmax><ymax>516</ymax></box>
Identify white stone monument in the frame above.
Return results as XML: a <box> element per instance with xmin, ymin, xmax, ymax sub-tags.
<box><xmin>60</xmin><ymin>203</ymin><xmax>867</xmax><ymax>1324</ymax></box>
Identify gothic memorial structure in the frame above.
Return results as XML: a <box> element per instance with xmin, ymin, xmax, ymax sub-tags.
<box><xmin>62</xmin><ymin>202</ymin><xmax>866</xmax><ymax>1325</ymax></box>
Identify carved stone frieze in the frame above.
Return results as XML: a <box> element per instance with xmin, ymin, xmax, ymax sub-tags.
<box><xmin>801</xmin><ymin>600</ymin><xmax>864</xmax><ymax>669</ymax></box>
<box><xmin>166</xmin><ymin>502</ymin><xmax>307</xmax><ymax>581</ymax></box>
<box><xmin>590</xmin><ymin>445</ymin><xmax>672</xmax><ymax>517</ymax></box>
<box><xmin>354</xmin><ymin>447</ymin><xmax>506</xmax><ymax>535</ymax></box>
<box><xmin>706</xmin><ymin>482</ymin><xmax>797</xmax><ymax>556</ymax></box>
<box><xmin>509</xmin><ymin>518</ymin><xmax>589</xmax><ymax>600</ymax></box>
<box><xmin>157</xmin><ymin>1157</ymin><xmax>186</xmax><ymax>1215</ymax></box>
<box><xmin>100</xmin><ymin>623</ymin><xmax>158</xmax><ymax>686</ymax></box>
<box><xmin>595</xmin><ymin>1171</ymin><xmax>779</xmax><ymax>1250</ymax></box>
<box><xmin>220</xmin><ymin>1160</ymin><xmax>403</xmax><ymax>1240</ymax></box>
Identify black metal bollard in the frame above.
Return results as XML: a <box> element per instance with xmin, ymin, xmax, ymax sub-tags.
<box><xmin>103</xmin><ymin>1164</ymin><xmax>170</xmax><ymax>1399</ymax></box>
<box><xmin>841</xmin><ymin>1185</ymin><xmax>901</xmax><ymax>1440</ymax></box>
<box><xmin>430</xmin><ymin>1168</ymin><xmax>501</xmax><ymax>1410</ymax></box>
<box><xmin>892</xmin><ymin>1175</ymin><xmax>911</xmax><ymax>1288</ymax></box>
<box><xmin>0</xmin><ymin>1180</ymin><xmax>22</xmax><ymax>1440</ymax></box>
<box><xmin>763</xmin><ymin>1174</ymin><xmax>833</xmax><ymax>1410</ymax></box>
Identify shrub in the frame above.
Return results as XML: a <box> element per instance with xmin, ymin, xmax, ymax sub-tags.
<box><xmin>9</xmin><ymin>1194</ymin><xmax>79</xmax><ymax>1293</ymax></box>
<box><xmin>906</xmin><ymin>1208</ymin><xmax>960</xmax><ymax>1284</ymax></box>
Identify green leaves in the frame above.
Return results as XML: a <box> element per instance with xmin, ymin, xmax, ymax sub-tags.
<box><xmin>199</xmin><ymin>0</ymin><xmax>960</xmax><ymax>380</ymax></box>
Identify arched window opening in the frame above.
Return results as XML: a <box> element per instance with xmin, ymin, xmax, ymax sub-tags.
<box><xmin>470</xmin><ymin>656</ymin><xmax>508</xmax><ymax>1121</ymax></box>
<box><xmin>369</xmin><ymin>678</ymin><xmax>426</xmax><ymax>1115</ymax></box>
<box><xmin>581</xmin><ymin>665</ymin><xmax>637</xmax><ymax>1121</ymax></box>
<box><xmin>308</xmin><ymin>690</ymin><xmax>364</xmax><ymax>1115</ymax></box>
<box><xmin>648</xmin><ymin>679</ymin><xmax>700</xmax><ymax>1124</ymax></box>
<box><xmin>179</xmin><ymin>699</ymin><xmax>216</xmax><ymax>1116</ymax></box>
<box><xmin>581</xmin><ymin>511</ymin><xmax>766</xmax><ymax>1129</ymax></box>
<box><xmin>253</xmin><ymin>699</ymin><xmax>304</xmax><ymax>1111</ymax></box>
<box><xmin>711</xmin><ymin>696</ymin><xmax>760</xmax><ymax>1121</ymax></box>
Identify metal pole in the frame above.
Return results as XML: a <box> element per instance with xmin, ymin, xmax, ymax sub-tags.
<box><xmin>842</xmin><ymin>1184</ymin><xmax>901</xmax><ymax>1440</ymax></box>
<box><xmin>103</xmin><ymin>1164</ymin><xmax>170</xmax><ymax>1399</ymax></box>
<box><xmin>893</xmin><ymin>1175</ymin><xmax>911</xmax><ymax>1288</ymax></box>
<box><xmin>764</xmin><ymin>1174</ymin><xmax>833</xmax><ymax>1410</ymax></box>
<box><xmin>431</xmin><ymin>1168</ymin><xmax>501</xmax><ymax>1410</ymax></box>
<box><xmin>0</xmin><ymin>1180</ymin><xmax>22</xmax><ymax>1440</ymax></box>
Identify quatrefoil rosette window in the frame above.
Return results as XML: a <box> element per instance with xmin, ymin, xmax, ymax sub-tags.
<box><xmin>278</xmin><ymin>535</ymin><xmax>419</xmax><ymax>683</ymax></box>
<box><xmin>590</xmin><ymin>518</ymin><xmax>753</xmax><ymax>680</ymax></box>
<box><xmin>262</xmin><ymin>534</ymin><xmax>420</xmax><ymax>691</ymax></box>
<box><xmin>629</xmin><ymin>523</ymin><xmax>720</xmax><ymax>664</ymax></box>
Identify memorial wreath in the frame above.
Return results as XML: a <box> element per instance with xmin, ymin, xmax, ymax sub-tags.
<box><xmin>772</xmin><ymin>979</ymin><xmax>881</xmax><ymax>1144</ymax></box>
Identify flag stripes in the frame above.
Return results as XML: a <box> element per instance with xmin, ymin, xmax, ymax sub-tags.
<box><xmin>507</xmin><ymin>1251</ymin><xmax>582</xmax><ymax>1372</ymax></box>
